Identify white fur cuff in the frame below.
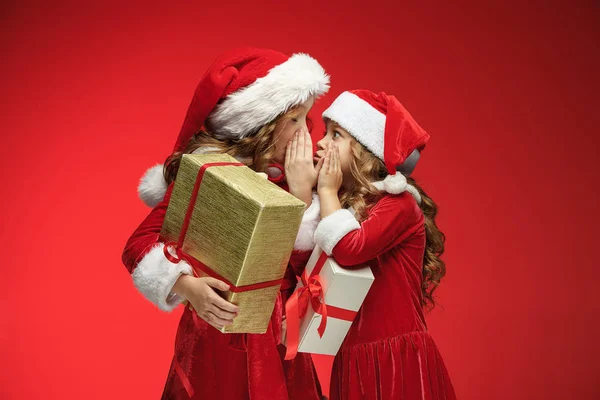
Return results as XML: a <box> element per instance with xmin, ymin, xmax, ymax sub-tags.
<box><xmin>294</xmin><ymin>192</ymin><xmax>320</xmax><ymax>251</ymax></box>
<box><xmin>314</xmin><ymin>209</ymin><xmax>360</xmax><ymax>255</ymax></box>
<box><xmin>132</xmin><ymin>243</ymin><xmax>193</xmax><ymax>312</ymax></box>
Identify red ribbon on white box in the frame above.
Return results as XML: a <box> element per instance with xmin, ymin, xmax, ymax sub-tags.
<box><xmin>284</xmin><ymin>251</ymin><xmax>358</xmax><ymax>360</ymax></box>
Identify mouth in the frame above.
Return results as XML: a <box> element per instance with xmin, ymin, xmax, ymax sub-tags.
<box><xmin>313</xmin><ymin>154</ymin><xmax>322</xmax><ymax>164</ymax></box>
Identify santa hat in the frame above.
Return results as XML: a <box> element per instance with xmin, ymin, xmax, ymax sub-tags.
<box><xmin>322</xmin><ymin>90</ymin><xmax>429</xmax><ymax>202</ymax></box>
<box><xmin>138</xmin><ymin>47</ymin><xmax>330</xmax><ymax>207</ymax></box>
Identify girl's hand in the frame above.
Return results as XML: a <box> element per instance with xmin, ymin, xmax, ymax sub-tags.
<box><xmin>280</xmin><ymin>316</ymin><xmax>287</xmax><ymax>346</ymax></box>
<box><xmin>285</xmin><ymin>130</ymin><xmax>322</xmax><ymax>205</ymax></box>
<box><xmin>317</xmin><ymin>143</ymin><xmax>343</xmax><ymax>195</ymax></box>
<box><xmin>173</xmin><ymin>274</ymin><xmax>239</xmax><ymax>331</ymax></box>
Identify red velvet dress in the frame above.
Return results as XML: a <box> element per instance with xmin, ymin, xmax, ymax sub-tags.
<box><xmin>122</xmin><ymin>182</ymin><xmax>322</xmax><ymax>400</ymax></box>
<box><xmin>313</xmin><ymin>193</ymin><xmax>456</xmax><ymax>400</ymax></box>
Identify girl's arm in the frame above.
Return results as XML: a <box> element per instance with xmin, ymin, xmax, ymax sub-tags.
<box><xmin>279</xmin><ymin>130</ymin><xmax>323</xmax><ymax>302</ymax></box>
<box><xmin>315</xmin><ymin>142</ymin><xmax>422</xmax><ymax>267</ymax></box>
<box><xmin>314</xmin><ymin>193</ymin><xmax>422</xmax><ymax>266</ymax></box>
<box><xmin>122</xmin><ymin>184</ymin><xmax>194</xmax><ymax>311</ymax></box>
<box><xmin>122</xmin><ymin>184</ymin><xmax>239</xmax><ymax>329</ymax></box>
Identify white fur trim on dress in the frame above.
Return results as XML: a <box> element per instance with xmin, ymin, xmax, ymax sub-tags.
<box><xmin>372</xmin><ymin>173</ymin><xmax>422</xmax><ymax>204</ymax></box>
<box><xmin>294</xmin><ymin>192</ymin><xmax>320</xmax><ymax>251</ymax></box>
<box><xmin>314</xmin><ymin>209</ymin><xmax>360</xmax><ymax>255</ymax></box>
<box><xmin>208</xmin><ymin>53</ymin><xmax>330</xmax><ymax>139</ymax></box>
<box><xmin>132</xmin><ymin>243</ymin><xmax>193</xmax><ymax>312</ymax></box>
<box><xmin>138</xmin><ymin>164</ymin><xmax>167</xmax><ymax>208</ymax></box>
<box><xmin>322</xmin><ymin>91</ymin><xmax>385</xmax><ymax>159</ymax></box>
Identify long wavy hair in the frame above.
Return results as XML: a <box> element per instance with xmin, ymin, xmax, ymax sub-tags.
<box><xmin>163</xmin><ymin>108</ymin><xmax>301</xmax><ymax>185</ymax></box>
<box><xmin>340</xmin><ymin>140</ymin><xmax>446</xmax><ymax>310</ymax></box>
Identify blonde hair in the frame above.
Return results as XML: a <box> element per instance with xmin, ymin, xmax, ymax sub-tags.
<box><xmin>164</xmin><ymin>107</ymin><xmax>300</xmax><ymax>185</ymax></box>
<box><xmin>341</xmin><ymin>139</ymin><xmax>447</xmax><ymax>310</ymax></box>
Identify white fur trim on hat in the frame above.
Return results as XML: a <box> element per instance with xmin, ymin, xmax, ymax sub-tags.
<box><xmin>208</xmin><ymin>53</ymin><xmax>330</xmax><ymax>139</ymax></box>
<box><xmin>322</xmin><ymin>91</ymin><xmax>385</xmax><ymax>159</ymax></box>
<box><xmin>314</xmin><ymin>209</ymin><xmax>360</xmax><ymax>255</ymax></box>
<box><xmin>138</xmin><ymin>164</ymin><xmax>167</xmax><ymax>208</ymax></box>
<box><xmin>372</xmin><ymin>173</ymin><xmax>422</xmax><ymax>204</ymax></box>
<box><xmin>132</xmin><ymin>243</ymin><xmax>193</xmax><ymax>312</ymax></box>
<box><xmin>294</xmin><ymin>192</ymin><xmax>320</xmax><ymax>251</ymax></box>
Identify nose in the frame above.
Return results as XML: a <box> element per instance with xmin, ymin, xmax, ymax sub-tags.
<box><xmin>317</xmin><ymin>135</ymin><xmax>329</xmax><ymax>150</ymax></box>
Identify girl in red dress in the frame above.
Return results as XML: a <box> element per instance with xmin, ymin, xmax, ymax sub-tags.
<box><xmin>313</xmin><ymin>90</ymin><xmax>457</xmax><ymax>400</ymax></box>
<box><xmin>122</xmin><ymin>48</ymin><xmax>329</xmax><ymax>399</ymax></box>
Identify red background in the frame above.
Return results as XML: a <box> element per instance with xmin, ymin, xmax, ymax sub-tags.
<box><xmin>2</xmin><ymin>1</ymin><xmax>599</xmax><ymax>399</ymax></box>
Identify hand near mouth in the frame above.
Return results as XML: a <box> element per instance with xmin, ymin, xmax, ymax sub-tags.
<box><xmin>285</xmin><ymin>130</ymin><xmax>322</xmax><ymax>206</ymax></box>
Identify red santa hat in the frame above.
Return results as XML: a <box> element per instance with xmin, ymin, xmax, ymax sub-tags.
<box><xmin>322</xmin><ymin>90</ymin><xmax>429</xmax><ymax>202</ymax></box>
<box><xmin>138</xmin><ymin>47</ymin><xmax>330</xmax><ymax>207</ymax></box>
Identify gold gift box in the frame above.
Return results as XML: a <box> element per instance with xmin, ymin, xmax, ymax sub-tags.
<box><xmin>161</xmin><ymin>153</ymin><xmax>306</xmax><ymax>333</ymax></box>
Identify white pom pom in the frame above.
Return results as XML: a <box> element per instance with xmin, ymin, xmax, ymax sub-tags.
<box><xmin>382</xmin><ymin>173</ymin><xmax>408</xmax><ymax>194</ymax></box>
<box><xmin>138</xmin><ymin>164</ymin><xmax>167</xmax><ymax>208</ymax></box>
<box><xmin>372</xmin><ymin>173</ymin><xmax>422</xmax><ymax>204</ymax></box>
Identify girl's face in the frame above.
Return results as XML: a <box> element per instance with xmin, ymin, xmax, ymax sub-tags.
<box><xmin>272</xmin><ymin>96</ymin><xmax>315</xmax><ymax>164</ymax></box>
<box><xmin>316</xmin><ymin>120</ymin><xmax>354</xmax><ymax>183</ymax></box>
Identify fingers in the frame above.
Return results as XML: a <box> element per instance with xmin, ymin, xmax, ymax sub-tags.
<box><xmin>204</xmin><ymin>277</ymin><xmax>230</xmax><ymax>292</ymax></box>
<box><xmin>285</xmin><ymin>140</ymin><xmax>292</xmax><ymax>169</ymax></box>
<box><xmin>304</xmin><ymin>131</ymin><xmax>313</xmax><ymax>157</ymax></box>
<box><xmin>290</xmin><ymin>131</ymin><xmax>298</xmax><ymax>161</ymax></box>
<box><xmin>207</xmin><ymin>311</ymin><xmax>234</xmax><ymax>327</ymax></box>
<box><xmin>194</xmin><ymin>301</ymin><xmax>237</xmax><ymax>329</ymax></box>
<box><xmin>196</xmin><ymin>302</ymin><xmax>237</xmax><ymax>330</ymax></box>
<box><xmin>297</xmin><ymin>129</ymin><xmax>305</xmax><ymax>159</ymax></box>
<box><xmin>192</xmin><ymin>308</ymin><xmax>224</xmax><ymax>330</ymax></box>
<box><xmin>203</xmin><ymin>313</ymin><xmax>225</xmax><ymax>330</ymax></box>
<box><xmin>210</xmin><ymin>304</ymin><xmax>237</xmax><ymax>320</ymax></box>
<box><xmin>322</xmin><ymin>145</ymin><xmax>331</xmax><ymax>175</ymax></box>
<box><xmin>326</xmin><ymin>142</ymin><xmax>339</xmax><ymax>173</ymax></box>
<box><xmin>333</xmin><ymin>144</ymin><xmax>340</xmax><ymax>171</ymax></box>
<box><xmin>203</xmin><ymin>277</ymin><xmax>239</xmax><ymax>313</ymax></box>
<box><xmin>315</xmin><ymin>156</ymin><xmax>325</xmax><ymax>175</ymax></box>
<box><xmin>208</xmin><ymin>291</ymin><xmax>240</xmax><ymax>313</ymax></box>
<box><xmin>329</xmin><ymin>143</ymin><xmax>337</xmax><ymax>174</ymax></box>
<box><xmin>207</xmin><ymin>321</ymin><xmax>223</xmax><ymax>331</ymax></box>
<box><xmin>281</xmin><ymin>319</ymin><xmax>287</xmax><ymax>345</ymax></box>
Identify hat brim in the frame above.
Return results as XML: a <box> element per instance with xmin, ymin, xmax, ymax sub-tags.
<box><xmin>208</xmin><ymin>53</ymin><xmax>330</xmax><ymax>139</ymax></box>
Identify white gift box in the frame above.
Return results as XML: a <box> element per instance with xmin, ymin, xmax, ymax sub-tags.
<box><xmin>291</xmin><ymin>246</ymin><xmax>374</xmax><ymax>356</ymax></box>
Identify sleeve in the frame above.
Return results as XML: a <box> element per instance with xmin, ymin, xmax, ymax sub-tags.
<box><xmin>292</xmin><ymin>192</ymin><xmax>320</xmax><ymax>251</ymax></box>
<box><xmin>313</xmin><ymin>194</ymin><xmax>423</xmax><ymax>267</ymax></box>
<box><xmin>122</xmin><ymin>184</ymin><xmax>193</xmax><ymax>312</ymax></box>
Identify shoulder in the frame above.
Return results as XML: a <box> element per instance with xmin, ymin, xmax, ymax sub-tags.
<box><xmin>368</xmin><ymin>193</ymin><xmax>423</xmax><ymax>223</ymax></box>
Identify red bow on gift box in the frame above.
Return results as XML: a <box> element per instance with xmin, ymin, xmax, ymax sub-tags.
<box><xmin>284</xmin><ymin>252</ymin><xmax>358</xmax><ymax>360</ymax></box>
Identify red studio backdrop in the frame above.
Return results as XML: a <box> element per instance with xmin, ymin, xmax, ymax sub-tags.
<box><xmin>1</xmin><ymin>1</ymin><xmax>599</xmax><ymax>399</ymax></box>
